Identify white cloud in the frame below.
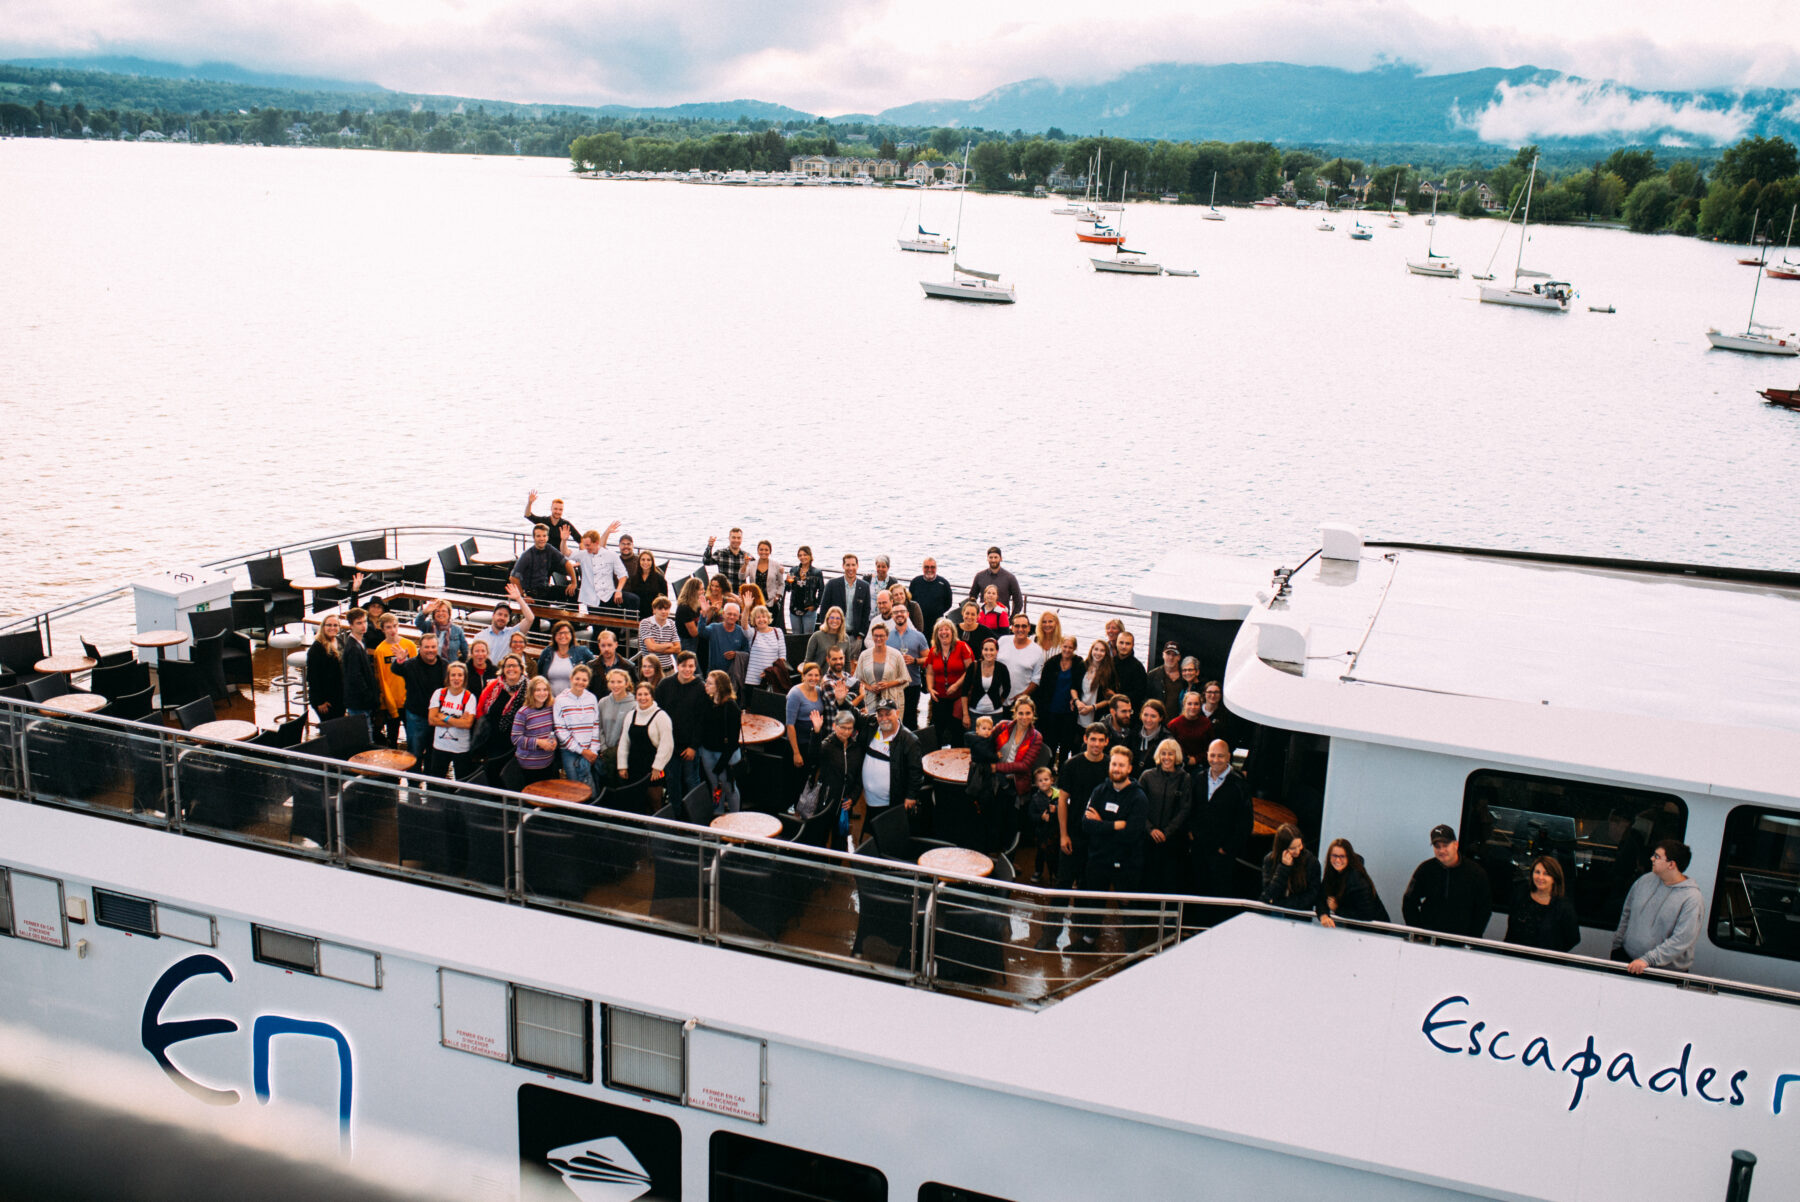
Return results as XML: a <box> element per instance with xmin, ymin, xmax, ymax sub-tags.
<box><xmin>1453</xmin><ymin>78</ymin><xmax>1754</xmax><ymax>145</ymax></box>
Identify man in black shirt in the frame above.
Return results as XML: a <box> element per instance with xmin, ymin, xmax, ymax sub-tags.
<box><xmin>1037</xmin><ymin>725</ymin><xmax>1112</xmax><ymax>950</ymax></box>
<box><xmin>1402</xmin><ymin>824</ymin><xmax>1494</xmax><ymax>938</ymax></box>
<box><xmin>1080</xmin><ymin>745</ymin><xmax>1150</xmax><ymax>948</ymax></box>
<box><xmin>655</xmin><ymin>652</ymin><xmax>708</xmax><ymax>801</ymax></box>
<box><xmin>509</xmin><ymin>524</ymin><xmax>569</xmax><ymax>605</ymax></box>
<box><xmin>909</xmin><ymin>557</ymin><xmax>954</xmax><ymax>632</ymax></box>
<box><xmin>1113</xmin><ymin>631</ymin><xmax>1149</xmax><ymax>711</ymax></box>
<box><xmin>392</xmin><ymin>632</ymin><xmax>447</xmax><ymax>757</ymax></box>
<box><xmin>523</xmin><ymin>490</ymin><xmax>578</xmax><ymax>554</ymax></box>
<box><xmin>340</xmin><ymin>607</ymin><xmax>381</xmax><ymax>720</ymax></box>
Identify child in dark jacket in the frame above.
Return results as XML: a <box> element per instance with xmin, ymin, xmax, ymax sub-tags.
<box><xmin>1027</xmin><ymin>765</ymin><xmax>1063</xmax><ymax>885</ymax></box>
<box><xmin>950</xmin><ymin>715</ymin><xmax>1000</xmax><ymax>852</ymax></box>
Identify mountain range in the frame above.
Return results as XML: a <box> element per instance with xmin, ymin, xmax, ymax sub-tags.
<box><xmin>7</xmin><ymin>55</ymin><xmax>1798</xmax><ymax>148</ymax></box>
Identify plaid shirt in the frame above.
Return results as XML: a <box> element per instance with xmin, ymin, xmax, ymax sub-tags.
<box><xmin>818</xmin><ymin>670</ymin><xmax>863</xmax><ymax>729</ymax></box>
<box><xmin>703</xmin><ymin>542</ymin><xmax>747</xmax><ymax>591</ymax></box>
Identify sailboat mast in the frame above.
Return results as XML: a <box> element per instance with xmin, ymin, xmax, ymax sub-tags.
<box><xmin>1748</xmin><ymin>208</ymin><xmax>1767</xmax><ymax>333</ymax></box>
<box><xmin>1426</xmin><ymin>192</ymin><xmax>1438</xmax><ymax>254</ymax></box>
<box><xmin>1515</xmin><ymin>157</ymin><xmax>1538</xmax><ymax>286</ymax></box>
<box><xmin>951</xmin><ymin>142</ymin><xmax>970</xmax><ymax>249</ymax></box>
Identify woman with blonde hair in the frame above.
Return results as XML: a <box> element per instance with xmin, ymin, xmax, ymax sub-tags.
<box><xmin>509</xmin><ymin>674</ymin><xmax>561</xmax><ymax>786</ymax></box>
<box><xmin>1034</xmin><ymin>610</ymin><xmax>1065</xmax><ymax>661</ymax></box>
<box><xmin>803</xmin><ymin>605</ymin><xmax>860</xmax><ymax>671</ymax></box>
<box><xmin>743</xmin><ymin>603</ymin><xmax>785</xmax><ymax>688</ymax></box>
<box><xmin>306</xmin><ymin>613</ymin><xmax>346</xmax><ymax>722</ymax></box>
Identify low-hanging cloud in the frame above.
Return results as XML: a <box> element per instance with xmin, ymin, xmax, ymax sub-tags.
<box><xmin>1453</xmin><ymin>78</ymin><xmax>1753</xmax><ymax>144</ymax></box>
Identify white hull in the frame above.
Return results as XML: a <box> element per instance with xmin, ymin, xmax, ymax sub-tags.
<box><xmin>1407</xmin><ymin>260</ymin><xmax>1460</xmax><ymax>278</ymax></box>
<box><xmin>920</xmin><ymin>278</ymin><xmax>1016</xmax><ymax>303</ymax></box>
<box><xmin>1092</xmin><ymin>258</ymin><xmax>1162</xmax><ymax>275</ymax></box>
<box><xmin>896</xmin><ymin>237</ymin><xmax>952</xmax><ymax>254</ymax></box>
<box><xmin>1479</xmin><ymin>284</ymin><xmax>1569</xmax><ymax>311</ymax></box>
<box><xmin>1705</xmin><ymin>328</ymin><xmax>1800</xmax><ymax>354</ymax></box>
<box><xmin>1202</xmin><ymin>209</ymin><xmax>1225</xmax><ymax>222</ymax></box>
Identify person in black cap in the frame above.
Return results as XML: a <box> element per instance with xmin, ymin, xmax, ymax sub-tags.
<box><xmin>1149</xmin><ymin>641</ymin><xmax>1187</xmax><ymax>715</ymax></box>
<box><xmin>1402</xmin><ymin>823</ymin><xmax>1494</xmax><ymax>938</ymax></box>
<box><xmin>861</xmin><ymin>696</ymin><xmax>924</xmax><ymax>835</ymax></box>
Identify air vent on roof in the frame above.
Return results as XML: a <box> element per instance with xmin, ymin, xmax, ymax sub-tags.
<box><xmin>1255</xmin><ymin>619</ymin><xmax>1309</xmax><ymax>675</ymax></box>
<box><xmin>1320</xmin><ymin>523</ymin><xmax>1363</xmax><ymax>562</ymax></box>
<box><xmin>94</xmin><ymin>890</ymin><xmax>158</xmax><ymax>937</ymax></box>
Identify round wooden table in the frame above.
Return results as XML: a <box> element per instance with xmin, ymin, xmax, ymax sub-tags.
<box><xmin>711</xmin><ymin>811</ymin><xmax>783</xmax><ymax>840</ymax></box>
<box><xmin>131</xmin><ymin>629</ymin><xmax>189</xmax><ymax>667</ymax></box>
<box><xmin>356</xmin><ymin>558</ymin><xmax>403</xmax><ymax>573</ymax></box>
<box><xmin>189</xmin><ymin>719</ymin><xmax>259</xmax><ymax>742</ymax></box>
<box><xmin>349</xmin><ymin>748</ymin><xmax>417</xmax><ymax>773</ymax></box>
<box><xmin>919</xmin><ymin>846</ymin><xmax>994</xmax><ymax>877</ymax></box>
<box><xmin>468</xmin><ymin>552</ymin><xmax>516</xmax><ymax>566</ymax></box>
<box><xmin>34</xmin><ymin>654</ymin><xmax>97</xmax><ymax>676</ymax></box>
<box><xmin>522</xmin><ymin>778</ymin><xmax>593</xmax><ymax>806</ymax></box>
<box><xmin>41</xmin><ymin>692</ymin><xmax>108</xmax><ymax>714</ymax></box>
<box><xmin>740</xmin><ymin>713</ymin><xmax>785</xmax><ymax>744</ymax></box>
<box><xmin>922</xmin><ymin>747</ymin><xmax>971</xmax><ymax>784</ymax></box>
<box><xmin>289</xmin><ymin>575</ymin><xmax>341</xmax><ymax>592</ymax></box>
<box><xmin>1252</xmin><ymin>798</ymin><xmax>1300</xmax><ymax>839</ymax></box>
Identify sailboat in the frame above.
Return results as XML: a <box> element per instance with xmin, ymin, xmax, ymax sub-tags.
<box><xmin>1316</xmin><ymin>182</ymin><xmax>1336</xmax><ymax>232</ymax></box>
<box><xmin>896</xmin><ymin>192</ymin><xmax>952</xmax><ymax>253</ymax></box>
<box><xmin>1203</xmin><ymin>171</ymin><xmax>1225</xmax><ymax>222</ymax></box>
<box><xmin>920</xmin><ymin>144</ymin><xmax>1017</xmax><ymax>304</ymax></box>
<box><xmin>1766</xmin><ymin>206</ymin><xmax>1800</xmax><ymax>280</ymax></box>
<box><xmin>1386</xmin><ymin>179</ymin><xmax>1404</xmax><ymax>227</ymax></box>
<box><xmin>1478</xmin><ymin>156</ymin><xmax>1573</xmax><ymax>311</ymax></box>
<box><xmin>1348</xmin><ymin>220</ymin><xmax>1373</xmax><ymax>241</ymax></box>
<box><xmin>1406</xmin><ymin>192</ymin><xmax>1460</xmax><ymax>277</ymax></box>
<box><xmin>1707</xmin><ymin>211</ymin><xmax>1799</xmax><ymax>354</ymax></box>
<box><xmin>1091</xmin><ymin>173</ymin><xmax>1162</xmax><ymax>274</ymax></box>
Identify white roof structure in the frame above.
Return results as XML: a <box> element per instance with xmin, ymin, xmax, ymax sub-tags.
<box><xmin>1135</xmin><ymin>542</ymin><xmax>1800</xmax><ymax>805</ymax></box>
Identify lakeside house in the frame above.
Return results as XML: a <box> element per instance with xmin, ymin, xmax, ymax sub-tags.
<box><xmin>789</xmin><ymin>155</ymin><xmax>901</xmax><ymax>179</ymax></box>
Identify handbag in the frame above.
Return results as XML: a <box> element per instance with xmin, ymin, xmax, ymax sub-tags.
<box><xmin>795</xmin><ymin>773</ymin><xmax>826</xmax><ymax>820</ymax></box>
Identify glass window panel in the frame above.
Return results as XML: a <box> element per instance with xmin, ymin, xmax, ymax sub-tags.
<box><xmin>253</xmin><ymin>925</ymin><xmax>319</xmax><ymax>972</ymax></box>
<box><xmin>1712</xmin><ymin>806</ymin><xmax>1800</xmax><ymax>962</ymax></box>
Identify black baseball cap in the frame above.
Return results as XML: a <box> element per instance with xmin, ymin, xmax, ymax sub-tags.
<box><xmin>875</xmin><ymin>698</ymin><xmax>898</xmax><ymax>712</ymax></box>
<box><xmin>1429</xmin><ymin>824</ymin><xmax>1457</xmax><ymax>846</ymax></box>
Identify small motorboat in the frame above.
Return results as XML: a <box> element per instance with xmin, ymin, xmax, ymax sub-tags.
<box><xmin>1760</xmin><ymin>386</ymin><xmax>1800</xmax><ymax>410</ymax></box>
<box><xmin>1589</xmin><ymin>304</ymin><xmax>1616</xmax><ymax>314</ymax></box>
<box><xmin>1164</xmin><ymin>267</ymin><xmax>1198</xmax><ymax>277</ymax></box>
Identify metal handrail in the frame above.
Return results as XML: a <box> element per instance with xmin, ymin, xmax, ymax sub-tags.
<box><xmin>7</xmin><ymin>693</ymin><xmax>1798</xmax><ymax>1011</ymax></box>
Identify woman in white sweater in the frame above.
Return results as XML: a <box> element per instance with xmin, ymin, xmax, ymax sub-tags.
<box><xmin>617</xmin><ymin>680</ymin><xmax>674</xmax><ymax>792</ymax></box>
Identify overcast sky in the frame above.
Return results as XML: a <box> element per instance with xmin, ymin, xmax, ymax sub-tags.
<box><xmin>4</xmin><ymin>0</ymin><xmax>1796</xmax><ymax>114</ymax></box>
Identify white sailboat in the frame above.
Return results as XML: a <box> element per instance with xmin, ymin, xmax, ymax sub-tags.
<box><xmin>1385</xmin><ymin>178</ymin><xmax>1404</xmax><ymax>227</ymax></box>
<box><xmin>1707</xmin><ymin>209</ymin><xmax>1800</xmax><ymax>354</ymax></box>
<box><xmin>1766</xmin><ymin>205</ymin><xmax>1800</xmax><ymax>280</ymax></box>
<box><xmin>1406</xmin><ymin>192</ymin><xmax>1460</xmax><ymax>277</ymax></box>
<box><xmin>896</xmin><ymin>192</ymin><xmax>952</xmax><ymax>254</ymax></box>
<box><xmin>921</xmin><ymin>144</ymin><xmax>1017</xmax><ymax>304</ymax></box>
<box><xmin>1091</xmin><ymin>172</ymin><xmax>1162</xmax><ymax>274</ymax></box>
<box><xmin>1478</xmin><ymin>156</ymin><xmax>1572</xmax><ymax>311</ymax></box>
<box><xmin>1348</xmin><ymin>220</ymin><xmax>1373</xmax><ymax>241</ymax></box>
<box><xmin>1315</xmin><ymin>182</ymin><xmax>1335</xmax><ymax>232</ymax></box>
<box><xmin>1202</xmin><ymin>171</ymin><xmax>1225</xmax><ymax>221</ymax></box>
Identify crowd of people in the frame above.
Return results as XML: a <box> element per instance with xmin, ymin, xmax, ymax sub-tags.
<box><xmin>298</xmin><ymin>497</ymin><xmax>1706</xmax><ymax>975</ymax></box>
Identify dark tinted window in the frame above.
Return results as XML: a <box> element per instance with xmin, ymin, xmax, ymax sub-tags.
<box><xmin>1711</xmin><ymin>806</ymin><xmax>1800</xmax><ymax>962</ymax></box>
<box><xmin>919</xmin><ymin>1186</ymin><xmax>1017</xmax><ymax>1202</ymax></box>
<box><xmin>1462</xmin><ymin>769</ymin><xmax>1686</xmax><ymax>928</ymax></box>
<box><xmin>710</xmin><ymin>1131</ymin><xmax>885</xmax><ymax>1202</ymax></box>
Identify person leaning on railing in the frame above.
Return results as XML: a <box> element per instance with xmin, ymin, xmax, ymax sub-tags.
<box><xmin>1260</xmin><ymin>825</ymin><xmax>1322</xmax><ymax>913</ymax></box>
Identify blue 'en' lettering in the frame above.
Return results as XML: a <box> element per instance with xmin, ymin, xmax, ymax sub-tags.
<box><xmin>141</xmin><ymin>954</ymin><xmax>241</xmax><ymax>1106</ymax></box>
<box><xmin>253</xmin><ymin>1016</ymin><xmax>354</xmax><ymax>1152</ymax></box>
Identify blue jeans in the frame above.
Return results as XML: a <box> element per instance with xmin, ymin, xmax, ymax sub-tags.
<box><xmin>561</xmin><ymin>749</ymin><xmax>594</xmax><ymax>786</ymax></box>
<box><xmin>668</xmin><ymin>751</ymin><xmax>703</xmax><ymax>801</ymax></box>
<box><xmin>402</xmin><ymin>711</ymin><xmax>430</xmax><ymax>756</ymax></box>
<box><xmin>790</xmin><ymin>610</ymin><xmax>818</xmax><ymax>636</ymax></box>
<box><xmin>699</xmin><ymin>747</ymin><xmax>739</xmax><ymax>813</ymax></box>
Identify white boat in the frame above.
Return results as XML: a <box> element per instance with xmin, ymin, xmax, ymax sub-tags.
<box><xmin>5</xmin><ymin>523</ymin><xmax>1800</xmax><ymax>1201</ymax></box>
<box><xmin>1384</xmin><ymin>179</ymin><xmax>1404</xmax><ymax>227</ymax></box>
<box><xmin>1479</xmin><ymin>156</ymin><xmax>1572</xmax><ymax>311</ymax></box>
<box><xmin>1316</xmin><ymin>183</ymin><xmax>1335</xmax><ymax>231</ymax></box>
<box><xmin>1202</xmin><ymin>172</ymin><xmax>1225</xmax><ymax>222</ymax></box>
<box><xmin>922</xmin><ymin>144</ymin><xmax>1016</xmax><ymax>304</ymax></box>
<box><xmin>1707</xmin><ymin>207</ymin><xmax>1798</xmax><ymax>354</ymax></box>
<box><xmin>1164</xmin><ymin>267</ymin><xmax>1198</xmax><ymax>276</ymax></box>
<box><xmin>1348</xmin><ymin>221</ymin><xmax>1373</xmax><ymax>241</ymax></box>
<box><xmin>1406</xmin><ymin>193</ymin><xmax>1460</xmax><ymax>277</ymax></box>
<box><xmin>896</xmin><ymin>227</ymin><xmax>952</xmax><ymax>255</ymax></box>
<box><xmin>1090</xmin><ymin>173</ymin><xmax>1161</xmax><ymax>273</ymax></box>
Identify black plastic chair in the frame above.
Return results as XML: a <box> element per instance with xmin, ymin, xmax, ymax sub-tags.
<box><xmin>286</xmin><ymin>737</ymin><xmax>334</xmax><ymax>848</ymax></box>
<box><xmin>187</xmin><ymin>630</ymin><xmax>233</xmax><ymax>702</ymax></box>
<box><xmin>0</xmin><ymin>630</ymin><xmax>48</xmax><ymax>686</ymax></box>
<box><xmin>717</xmin><ymin>850</ymin><xmax>797</xmax><ymax>941</ymax></box>
<box><xmin>109</xmin><ymin>683</ymin><xmax>156</xmax><ymax>722</ymax></box>
<box><xmin>250</xmin><ymin>716</ymin><xmax>307</xmax><ymax>749</ymax></box>
<box><xmin>245</xmin><ymin>557</ymin><xmax>304</xmax><ymax>629</ymax></box>
<box><xmin>189</xmin><ymin>611</ymin><xmax>252</xmax><ymax>687</ymax></box>
<box><xmin>649</xmin><ymin>804</ymin><xmax>703</xmax><ymax>917</ymax></box>
<box><xmin>93</xmin><ymin>658</ymin><xmax>151</xmax><ymax>700</ymax></box>
<box><xmin>26</xmin><ymin>674</ymin><xmax>71</xmax><ymax>703</ymax></box>
<box><xmin>852</xmin><ymin>859</ymin><xmax>926</xmax><ymax>966</ymax></box>
<box><xmin>26</xmin><ymin>722</ymin><xmax>102</xmax><ymax>800</ymax></box>
<box><xmin>349</xmin><ymin>536</ymin><xmax>387</xmax><ymax>563</ymax></box>
<box><xmin>746</xmin><ymin>690</ymin><xmax>787</xmax><ymax>721</ymax></box>
<box><xmin>156</xmin><ymin>659</ymin><xmax>208</xmax><ymax>711</ymax></box>
<box><xmin>399</xmin><ymin>559</ymin><xmax>430</xmax><ymax>586</ymax></box>
<box><xmin>81</xmin><ymin>638</ymin><xmax>134</xmax><ymax>671</ymax></box>
<box><xmin>174</xmin><ymin>696</ymin><xmax>216</xmax><ymax>731</ymax></box>
<box><xmin>869</xmin><ymin>805</ymin><xmax>953</xmax><ymax>863</ymax></box>
<box><xmin>681</xmin><ymin>782</ymin><xmax>714</xmax><ymax>825</ymax></box>
<box><xmin>319</xmin><ymin>714</ymin><xmax>375</xmax><ymax>759</ymax></box>
<box><xmin>437</xmin><ymin>547</ymin><xmax>482</xmax><ymax>593</ymax></box>
<box><xmin>309</xmin><ymin>544</ymin><xmax>357</xmax><ymax>584</ymax></box>
<box><xmin>458</xmin><ymin>538</ymin><xmax>478</xmax><ymax>562</ymax></box>
<box><xmin>230</xmin><ymin>590</ymin><xmax>271</xmax><ymax>641</ymax></box>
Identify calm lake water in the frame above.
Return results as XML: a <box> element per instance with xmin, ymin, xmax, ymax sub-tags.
<box><xmin>4</xmin><ymin>139</ymin><xmax>1799</xmax><ymax>623</ymax></box>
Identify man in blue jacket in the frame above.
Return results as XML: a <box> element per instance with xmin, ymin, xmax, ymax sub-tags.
<box><xmin>1079</xmin><ymin>745</ymin><xmax>1149</xmax><ymax>949</ymax></box>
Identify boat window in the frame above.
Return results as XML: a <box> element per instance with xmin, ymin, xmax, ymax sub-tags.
<box><xmin>709</xmin><ymin>1131</ymin><xmax>886</xmax><ymax>1201</ymax></box>
<box><xmin>919</xmin><ymin>1185</ymin><xmax>1018</xmax><ymax>1201</ymax></box>
<box><xmin>94</xmin><ymin>889</ymin><xmax>158</xmax><ymax>937</ymax></box>
<box><xmin>513</xmin><ymin>985</ymin><xmax>591</xmax><ymax>1081</ymax></box>
<box><xmin>253</xmin><ymin>925</ymin><xmax>381</xmax><ymax>987</ymax></box>
<box><xmin>1461</xmin><ymin>770</ymin><xmax>1686</xmax><ymax>929</ymax></box>
<box><xmin>605</xmin><ymin>1006</ymin><xmax>685</xmax><ymax>1100</ymax></box>
<box><xmin>1710</xmin><ymin>807</ymin><xmax>1800</xmax><ymax>962</ymax></box>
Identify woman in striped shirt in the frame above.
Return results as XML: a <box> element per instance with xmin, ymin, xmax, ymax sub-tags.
<box><xmin>552</xmin><ymin>664</ymin><xmax>602</xmax><ymax>787</ymax></box>
<box><xmin>743</xmin><ymin>604</ymin><xmax>785</xmax><ymax>688</ymax></box>
<box><xmin>638</xmin><ymin>595</ymin><xmax>680</xmax><ymax>672</ymax></box>
<box><xmin>510</xmin><ymin>674</ymin><xmax>560</xmax><ymax>785</ymax></box>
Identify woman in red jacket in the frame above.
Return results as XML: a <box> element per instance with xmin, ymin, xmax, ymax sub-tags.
<box><xmin>989</xmin><ymin>696</ymin><xmax>1045</xmax><ymax>853</ymax></box>
<box><xmin>924</xmin><ymin>618</ymin><xmax>973</xmax><ymax>748</ymax></box>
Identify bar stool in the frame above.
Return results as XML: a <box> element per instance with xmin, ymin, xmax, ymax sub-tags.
<box><xmin>269</xmin><ymin>631</ymin><xmax>307</xmax><ymax>725</ymax></box>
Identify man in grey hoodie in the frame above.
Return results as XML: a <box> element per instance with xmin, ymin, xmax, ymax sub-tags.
<box><xmin>1612</xmin><ymin>839</ymin><xmax>1704</xmax><ymax>974</ymax></box>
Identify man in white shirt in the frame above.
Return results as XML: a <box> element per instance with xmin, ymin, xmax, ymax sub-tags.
<box><xmin>570</xmin><ymin>525</ymin><xmax>628</xmax><ymax>611</ymax></box>
<box><xmin>471</xmin><ymin>583</ymin><xmax>535</xmax><ymax>663</ymax></box>
<box><xmin>872</xmin><ymin>588</ymin><xmax>899</xmax><ymax>635</ymax></box>
<box><xmin>996</xmin><ymin>613</ymin><xmax>1044</xmax><ymax>706</ymax></box>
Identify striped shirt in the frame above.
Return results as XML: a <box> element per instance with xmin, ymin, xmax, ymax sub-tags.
<box><xmin>552</xmin><ymin>688</ymin><xmax>601</xmax><ymax>752</ymax></box>
<box><xmin>638</xmin><ymin>616</ymin><xmax>679</xmax><ymax>670</ymax></box>
<box><xmin>744</xmin><ymin>628</ymin><xmax>784</xmax><ymax>686</ymax></box>
<box><xmin>511</xmin><ymin>705</ymin><xmax>558</xmax><ymax>769</ymax></box>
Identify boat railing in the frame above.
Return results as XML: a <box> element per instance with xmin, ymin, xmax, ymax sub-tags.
<box><xmin>7</xmin><ymin>694</ymin><xmax>1799</xmax><ymax>1012</ymax></box>
<box><xmin>5</xmin><ymin>524</ymin><xmax>1152</xmax><ymax>650</ymax></box>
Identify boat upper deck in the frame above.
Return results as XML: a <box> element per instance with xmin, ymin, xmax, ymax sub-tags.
<box><xmin>1136</xmin><ymin>538</ymin><xmax>1800</xmax><ymax>803</ymax></box>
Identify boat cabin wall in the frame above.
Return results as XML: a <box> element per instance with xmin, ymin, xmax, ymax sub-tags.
<box><xmin>1321</xmin><ymin>739</ymin><xmax>1800</xmax><ymax>991</ymax></box>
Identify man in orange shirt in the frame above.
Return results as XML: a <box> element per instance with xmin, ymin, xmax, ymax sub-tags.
<box><xmin>372</xmin><ymin>613</ymin><xmax>417</xmax><ymax>748</ymax></box>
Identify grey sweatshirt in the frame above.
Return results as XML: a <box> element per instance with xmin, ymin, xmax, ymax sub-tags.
<box><xmin>1613</xmin><ymin>873</ymin><xmax>1705</xmax><ymax>970</ymax></box>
